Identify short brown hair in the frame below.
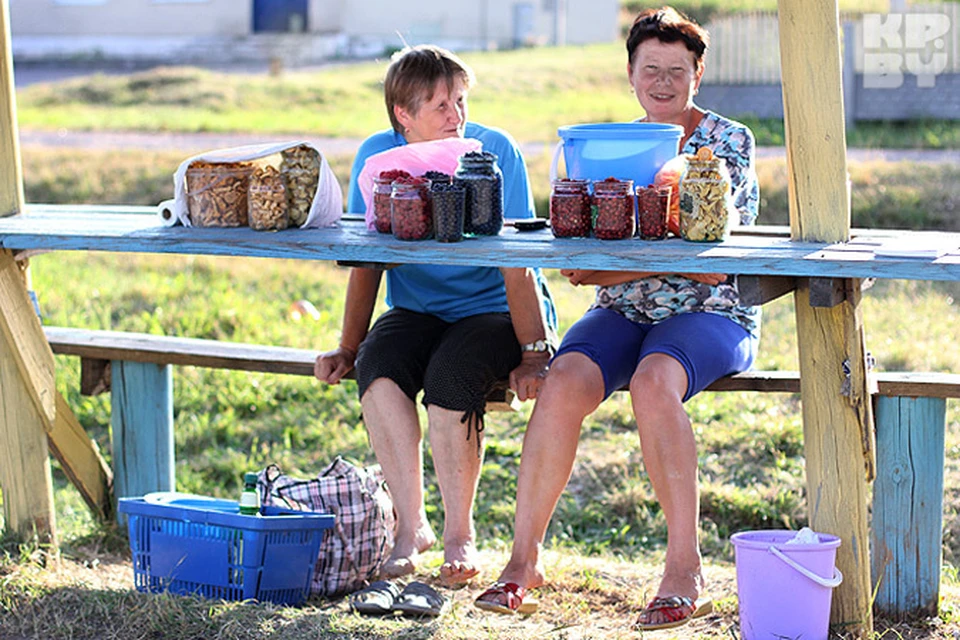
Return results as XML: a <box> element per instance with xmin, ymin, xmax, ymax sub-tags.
<box><xmin>626</xmin><ymin>7</ymin><xmax>709</xmax><ymax>73</ymax></box>
<box><xmin>383</xmin><ymin>45</ymin><xmax>476</xmax><ymax>133</ymax></box>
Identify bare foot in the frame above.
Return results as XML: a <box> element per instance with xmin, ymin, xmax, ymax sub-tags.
<box><xmin>380</xmin><ymin>522</ymin><xmax>436</xmax><ymax>579</ymax></box>
<box><xmin>492</xmin><ymin>556</ymin><xmax>545</xmax><ymax>591</ymax></box>
<box><xmin>636</xmin><ymin>566</ymin><xmax>709</xmax><ymax>629</ymax></box>
<box><xmin>438</xmin><ymin>538</ymin><xmax>481</xmax><ymax>586</ymax></box>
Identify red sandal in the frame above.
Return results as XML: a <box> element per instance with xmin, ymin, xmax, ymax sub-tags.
<box><xmin>474</xmin><ymin>582</ymin><xmax>539</xmax><ymax>615</ymax></box>
<box><xmin>635</xmin><ymin>595</ymin><xmax>713</xmax><ymax>631</ymax></box>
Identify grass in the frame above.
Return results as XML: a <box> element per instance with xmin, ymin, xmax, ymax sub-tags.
<box><xmin>15</xmin><ymin>45</ymin><xmax>960</xmax><ymax>149</ymax></box>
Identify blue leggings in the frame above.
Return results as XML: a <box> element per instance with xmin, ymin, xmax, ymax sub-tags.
<box><xmin>555</xmin><ymin>308</ymin><xmax>758</xmax><ymax>401</ymax></box>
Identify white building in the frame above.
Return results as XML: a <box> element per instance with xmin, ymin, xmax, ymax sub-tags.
<box><xmin>10</xmin><ymin>0</ymin><xmax>619</xmax><ymax>64</ymax></box>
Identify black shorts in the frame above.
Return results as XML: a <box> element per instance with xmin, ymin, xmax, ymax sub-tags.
<box><xmin>355</xmin><ymin>307</ymin><xmax>520</xmax><ymax>422</ymax></box>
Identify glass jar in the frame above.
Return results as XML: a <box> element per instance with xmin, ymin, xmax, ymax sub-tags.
<box><xmin>185</xmin><ymin>162</ymin><xmax>253</xmax><ymax>227</ymax></box>
<box><xmin>372</xmin><ymin>176</ymin><xmax>395</xmax><ymax>233</ymax></box>
<box><xmin>636</xmin><ymin>184</ymin><xmax>670</xmax><ymax>240</ymax></box>
<box><xmin>549</xmin><ymin>178</ymin><xmax>591</xmax><ymax>238</ymax></box>
<box><xmin>248</xmin><ymin>166</ymin><xmax>289</xmax><ymax>231</ymax></box>
<box><xmin>454</xmin><ymin>151</ymin><xmax>503</xmax><ymax>236</ymax></box>
<box><xmin>432</xmin><ymin>182</ymin><xmax>467</xmax><ymax>243</ymax></box>
<box><xmin>592</xmin><ymin>178</ymin><xmax>635</xmax><ymax>240</ymax></box>
<box><xmin>390</xmin><ymin>178</ymin><xmax>433</xmax><ymax>240</ymax></box>
<box><xmin>678</xmin><ymin>148</ymin><xmax>735</xmax><ymax>242</ymax></box>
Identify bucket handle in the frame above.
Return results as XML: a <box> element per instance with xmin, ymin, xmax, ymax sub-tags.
<box><xmin>549</xmin><ymin>140</ymin><xmax>564</xmax><ymax>183</ymax></box>
<box><xmin>769</xmin><ymin>546</ymin><xmax>843</xmax><ymax>588</ymax></box>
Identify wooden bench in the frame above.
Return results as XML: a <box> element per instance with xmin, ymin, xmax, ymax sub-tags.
<box><xmin>44</xmin><ymin>325</ymin><xmax>960</xmax><ymax>620</ymax></box>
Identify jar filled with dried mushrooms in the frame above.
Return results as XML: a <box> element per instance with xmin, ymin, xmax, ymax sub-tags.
<box><xmin>186</xmin><ymin>162</ymin><xmax>254</xmax><ymax>227</ymax></box>
<box><xmin>280</xmin><ymin>145</ymin><xmax>321</xmax><ymax>227</ymax></box>
<box><xmin>248</xmin><ymin>165</ymin><xmax>289</xmax><ymax>231</ymax></box>
<box><xmin>678</xmin><ymin>147</ymin><xmax>735</xmax><ymax>242</ymax></box>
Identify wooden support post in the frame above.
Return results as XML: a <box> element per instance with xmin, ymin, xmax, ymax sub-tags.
<box><xmin>0</xmin><ymin>0</ymin><xmax>24</xmax><ymax>219</ymax></box>
<box><xmin>777</xmin><ymin>0</ymin><xmax>873</xmax><ymax>635</ymax></box>
<box><xmin>110</xmin><ymin>360</ymin><xmax>175</xmax><ymax>505</ymax></box>
<box><xmin>871</xmin><ymin>395</ymin><xmax>945</xmax><ymax>620</ymax></box>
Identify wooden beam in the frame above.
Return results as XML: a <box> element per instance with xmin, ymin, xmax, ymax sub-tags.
<box><xmin>0</xmin><ymin>252</ymin><xmax>57</xmax><ymax>424</ymax></box>
<box><xmin>0</xmin><ymin>335</ymin><xmax>56</xmax><ymax>542</ymax></box>
<box><xmin>48</xmin><ymin>392</ymin><xmax>113</xmax><ymax>521</ymax></box>
<box><xmin>778</xmin><ymin>0</ymin><xmax>873</xmax><ymax>635</ymax></box>
<box><xmin>0</xmin><ymin>0</ymin><xmax>24</xmax><ymax>218</ymax></box>
<box><xmin>871</xmin><ymin>396</ymin><xmax>945</xmax><ymax>620</ymax></box>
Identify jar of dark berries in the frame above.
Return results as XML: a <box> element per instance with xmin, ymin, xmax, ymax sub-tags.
<box><xmin>592</xmin><ymin>178</ymin><xmax>635</xmax><ymax>240</ymax></box>
<box><xmin>432</xmin><ymin>182</ymin><xmax>466</xmax><ymax>243</ymax></box>
<box><xmin>372</xmin><ymin>176</ymin><xmax>395</xmax><ymax>233</ymax></box>
<box><xmin>549</xmin><ymin>178</ymin><xmax>591</xmax><ymax>238</ymax></box>
<box><xmin>636</xmin><ymin>184</ymin><xmax>670</xmax><ymax>240</ymax></box>
<box><xmin>455</xmin><ymin>151</ymin><xmax>503</xmax><ymax>236</ymax></box>
<box><xmin>390</xmin><ymin>177</ymin><xmax>433</xmax><ymax>240</ymax></box>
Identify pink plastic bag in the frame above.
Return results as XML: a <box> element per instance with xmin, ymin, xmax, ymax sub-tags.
<box><xmin>357</xmin><ymin>137</ymin><xmax>482</xmax><ymax>230</ymax></box>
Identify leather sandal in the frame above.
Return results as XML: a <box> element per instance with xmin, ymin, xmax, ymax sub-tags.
<box><xmin>474</xmin><ymin>581</ymin><xmax>538</xmax><ymax>615</ymax></box>
<box><xmin>634</xmin><ymin>595</ymin><xmax>713</xmax><ymax>631</ymax></box>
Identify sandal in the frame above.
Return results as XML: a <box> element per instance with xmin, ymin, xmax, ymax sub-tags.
<box><xmin>349</xmin><ymin>580</ymin><xmax>401</xmax><ymax>616</ymax></box>
<box><xmin>392</xmin><ymin>581</ymin><xmax>450</xmax><ymax>618</ymax></box>
<box><xmin>635</xmin><ymin>595</ymin><xmax>713</xmax><ymax>631</ymax></box>
<box><xmin>474</xmin><ymin>582</ymin><xmax>538</xmax><ymax>615</ymax></box>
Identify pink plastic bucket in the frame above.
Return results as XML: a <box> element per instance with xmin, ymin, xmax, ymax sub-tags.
<box><xmin>731</xmin><ymin>530</ymin><xmax>843</xmax><ymax>640</ymax></box>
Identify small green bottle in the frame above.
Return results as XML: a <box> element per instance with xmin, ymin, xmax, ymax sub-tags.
<box><xmin>238</xmin><ymin>472</ymin><xmax>260</xmax><ymax>515</ymax></box>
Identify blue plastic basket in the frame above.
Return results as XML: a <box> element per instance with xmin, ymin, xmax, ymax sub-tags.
<box><xmin>118</xmin><ymin>497</ymin><xmax>335</xmax><ymax>605</ymax></box>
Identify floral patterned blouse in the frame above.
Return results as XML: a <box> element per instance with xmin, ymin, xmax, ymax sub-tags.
<box><xmin>591</xmin><ymin>110</ymin><xmax>762</xmax><ymax>338</ymax></box>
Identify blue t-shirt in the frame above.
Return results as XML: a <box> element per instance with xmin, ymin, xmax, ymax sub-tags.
<box><xmin>348</xmin><ymin>123</ymin><xmax>556</xmax><ymax>330</ymax></box>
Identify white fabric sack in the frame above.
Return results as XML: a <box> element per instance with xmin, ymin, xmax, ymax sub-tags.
<box><xmin>356</xmin><ymin>137</ymin><xmax>482</xmax><ymax>230</ymax></box>
<box><xmin>172</xmin><ymin>140</ymin><xmax>343</xmax><ymax>228</ymax></box>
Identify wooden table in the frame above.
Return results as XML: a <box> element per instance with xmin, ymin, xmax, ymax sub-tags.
<box><xmin>3</xmin><ymin>205</ymin><xmax>959</xmax><ymax>281</ymax></box>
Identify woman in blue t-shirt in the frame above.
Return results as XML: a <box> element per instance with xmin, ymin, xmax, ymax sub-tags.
<box><xmin>314</xmin><ymin>44</ymin><xmax>556</xmax><ymax>586</ymax></box>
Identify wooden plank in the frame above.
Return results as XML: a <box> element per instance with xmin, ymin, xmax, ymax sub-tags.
<box><xmin>737</xmin><ymin>275</ymin><xmax>796</xmax><ymax>306</ymax></box>
<box><xmin>0</xmin><ymin>0</ymin><xmax>24</xmax><ymax>219</ymax></box>
<box><xmin>44</xmin><ymin>328</ymin><xmax>960</xmax><ymax>398</ymax></box>
<box><xmin>871</xmin><ymin>396</ymin><xmax>945</xmax><ymax>620</ymax></box>
<box><xmin>0</xmin><ymin>251</ymin><xmax>56</xmax><ymax>424</ymax></box>
<box><xmin>778</xmin><ymin>0</ymin><xmax>873</xmax><ymax>634</ymax></box>
<box><xmin>44</xmin><ymin>327</ymin><xmax>318</xmax><ymax>376</ymax></box>
<box><xmin>110</xmin><ymin>360</ymin><xmax>175</xmax><ymax>502</ymax></box>
<box><xmin>48</xmin><ymin>391</ymin><xmax>113</xmax><ymax>521</ymax></box>
<box><xmin>0</xmin><ymin>334</ymin><xmax>56</xmax><ymax>542</ymax></box>
<box><xmin>2</xmin><ymin>209</ymin><xmax>960</xmax><ymax>282</ymax></box>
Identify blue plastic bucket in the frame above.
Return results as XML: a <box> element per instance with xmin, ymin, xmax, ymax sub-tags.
<box><xmin>732</xmin><ymin>530</ymin><xmax>843</xmax><ymax>640</ymax></box>
<box><xmin>551</xmin><ymin>122</ymin><xmax>683</xmax><ymax>189</ymax></box>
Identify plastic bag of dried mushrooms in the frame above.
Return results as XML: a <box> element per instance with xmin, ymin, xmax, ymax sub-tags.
<box><xmin>171</xmin><ymin>141</ymin><xmax>343</xmax><ymax>230</ymax></box>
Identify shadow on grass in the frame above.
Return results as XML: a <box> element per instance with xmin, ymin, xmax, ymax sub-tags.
<box><xmin>0</xmin><ymin>582</ymin><xmax>446</xmax><ymax>640</ymax></box>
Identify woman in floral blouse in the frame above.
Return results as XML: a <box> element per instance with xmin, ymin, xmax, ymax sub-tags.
<box><xmin>475</xmin><ymin>6</ymin><xmax>760</xmax><ymax>631</ymax></box>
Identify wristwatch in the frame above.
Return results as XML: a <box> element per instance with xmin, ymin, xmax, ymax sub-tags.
<box><xmin>521</xmin><ymin>339</ymin><xmax>553</xmax><ymax>356</ymax></box>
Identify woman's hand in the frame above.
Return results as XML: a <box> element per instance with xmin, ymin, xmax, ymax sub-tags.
<box><xmin>509</xmin><ymin>352</ymin><xmax>551</xmax><ymax>401</ymax></box>
<box><xmin>560</xmin><ymin>269</ymin><xmax>596</xmax><ymax>286</ymax></box>
<box><xmin>314</xmin><ymin>346</ymin><xmax>357</xmax><ymax>385</ymax></box>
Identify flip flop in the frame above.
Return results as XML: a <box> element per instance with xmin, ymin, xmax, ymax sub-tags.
<box><xmin>474</xmin><ymin>582</ymin><xmax>539</xmax><ymax>615</ymax></box>
<box><xmin>634</xmin><ymin>595</ymin><xmax>714</xmax><ymax>631</ymax></box>
<box><xmin>391</xmin><ymin>581</ymin><xmax>450</xmax><ymax>618</ymax></box>
<box><xmin>349</xmin><ymin>580</ymin><xmax>401</xmax><ymax>616</ymax></box>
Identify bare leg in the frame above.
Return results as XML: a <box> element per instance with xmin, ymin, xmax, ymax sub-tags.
<box><xmin>428</xmin><ymin>404</ymin><xmax>484</xmax><ymax>585</ymax></box>
<box><xmin>630</xmin><ymin>353</ymin><xmax>706</xmax><ymax>623</ymax></box>
<box><xmin>492</xmin><ymin>353</ymin><xmax>605</xmax><ymax>590</ymax></box>
<box><xmin>361</xmin><ymin>378</ymin><xmax>436</xmax><ymax>578</ymax></box>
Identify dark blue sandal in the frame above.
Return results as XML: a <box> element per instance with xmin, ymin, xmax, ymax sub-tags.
<box><xmin>349</xmin><ymin>580</ymin><xmax>401</xmax><ymax>615</ymax></box>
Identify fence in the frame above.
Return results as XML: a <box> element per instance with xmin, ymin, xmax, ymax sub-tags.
<box><xmin>698</xmin><ymin>4</ymin><xmax>960</xmax><ymax>122</ymax></box>
<box><xmin>701</xmin><ymin>4</ymin><xmax>960</xmax><ymax>84</ymax></box>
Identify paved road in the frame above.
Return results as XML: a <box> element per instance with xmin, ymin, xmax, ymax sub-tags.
<box><xmin>17</xmin><ymin>128</ymin><xmax>960</xmax><ymax>164</ymax></box>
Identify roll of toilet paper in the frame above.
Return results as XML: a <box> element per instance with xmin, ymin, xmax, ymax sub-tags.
<box><xmin>156</xmin><ymin>199</ymin><xmax>179</xmax><ymax>227</ymax></box>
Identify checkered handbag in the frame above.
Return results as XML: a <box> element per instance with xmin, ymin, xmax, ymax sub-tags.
<box><xmin>257</xmin><ymin>458</ymin><xmax>396</xmax><ymax>597</ymax></box>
